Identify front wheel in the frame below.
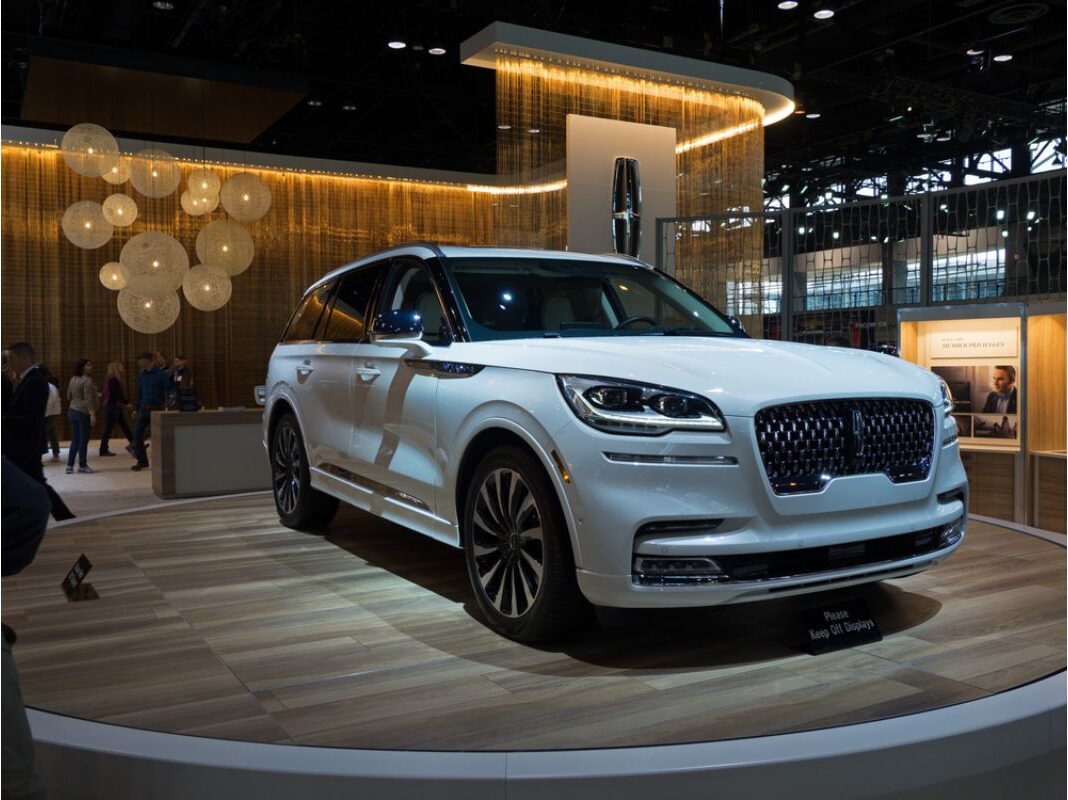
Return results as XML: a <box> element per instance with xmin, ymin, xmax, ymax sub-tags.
<box><xmin>463</xmin><ymin>446</ymin><xmax>592</xmax><ymax>642</ymax></box>
<box><xmin>270</xmin><ymin>413</ymin><xmax>338</xmax><ymax>530</ymax></box>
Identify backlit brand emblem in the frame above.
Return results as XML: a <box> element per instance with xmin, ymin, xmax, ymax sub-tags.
<box><xmin>851</xmin><ymin>408</ymin><xmax>865</xmax><ymax>456</ymax></box>
<box><xmin>611</xmin><ymin>157</ymin><xmax>642</xmax><ymax>257</ymax></box>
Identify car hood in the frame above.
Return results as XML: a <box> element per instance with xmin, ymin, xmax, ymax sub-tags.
<box><xmin>439</xmin><ymin>336</ymin><xmax>941</xmax><ymax>417</ymax></box>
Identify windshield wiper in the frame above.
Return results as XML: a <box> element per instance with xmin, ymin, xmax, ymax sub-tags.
<box><xmin>655</xmin><ymin>328</ymin><xmax>739</xmax><ymax>337</ymax></box>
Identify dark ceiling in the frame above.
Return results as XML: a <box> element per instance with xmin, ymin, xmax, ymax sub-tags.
<box><xmin>3</xmin><ymin>0</ymin><xmax>1065</xmax><ymax>190</ymax></box>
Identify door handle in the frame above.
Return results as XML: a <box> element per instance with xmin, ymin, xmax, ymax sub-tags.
<box><xmin>355</xmin><ymin>367</ymin><xmax>381</xmax><ymax>381</ymax></box>
<box><xmin>296</xmin><ymin>366</ymin><xmax>313</xmax><ymax>382</ymax></box>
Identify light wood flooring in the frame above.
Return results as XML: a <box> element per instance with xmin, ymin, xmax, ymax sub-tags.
<box><xmin>2</xmin><ymin>496</ymin><xmax>1064</xmax><ymax>751</ymax></box>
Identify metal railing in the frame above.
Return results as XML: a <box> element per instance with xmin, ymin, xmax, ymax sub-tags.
<box><xmin>656</xmin><ymin>171</ymin><xmax>1067</xmax><ymax>348</ymax></box>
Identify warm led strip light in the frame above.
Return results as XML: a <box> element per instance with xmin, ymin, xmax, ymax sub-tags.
<box><xmin>465</xmin><ymin>179</ymin><xmax>568</xmax><ymax>195</ymax></box>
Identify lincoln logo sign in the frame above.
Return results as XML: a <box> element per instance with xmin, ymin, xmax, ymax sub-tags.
<box><xmin>611</xmin><ymin>157</ymin><xmax>641</xmax><ymax>257</ymax></box>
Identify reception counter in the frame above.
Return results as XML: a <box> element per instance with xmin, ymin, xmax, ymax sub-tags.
<box><xmin>151</xmin><ymin>409</ymin><xmax>271</xmax><ymax>500</ymax></box>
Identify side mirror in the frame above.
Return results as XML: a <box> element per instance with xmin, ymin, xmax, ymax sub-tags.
<box><xmin>370</xmin><ymin>309</ymin><xmax>424</xmax><ymax>342</ymax></box>
<box><xmin>369</xmin><ymin>310</ymin><xmax>433</xmax><ymax>356</ymax></box>
<box><xmin>727</xmin><ymin>315</ymin><xmax>748</xmax><ymax>336</ymax></box>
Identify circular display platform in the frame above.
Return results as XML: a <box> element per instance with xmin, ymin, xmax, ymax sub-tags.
<box><xmin>3</xmin><ymin>496</ymin><xmax>1064</xmax><ymax>751</ymax></box>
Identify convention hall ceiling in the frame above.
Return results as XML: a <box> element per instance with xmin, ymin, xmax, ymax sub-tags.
<box><xmin>3</xmin><ymin>0</ymin><xmax>1064</xmax><ymax>184</ymax></box>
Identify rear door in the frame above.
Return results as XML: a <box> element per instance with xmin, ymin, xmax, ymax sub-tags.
<box><xmin>275</xmin><ymin>280</ymin><xmax>335</xmax><ymax>466</ymax></box>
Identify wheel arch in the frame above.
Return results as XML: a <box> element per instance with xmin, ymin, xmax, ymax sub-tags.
<box><xmin>453</xmin><ymin>424</ymin><xmax>583</xmax><ymax>567</ymax></box>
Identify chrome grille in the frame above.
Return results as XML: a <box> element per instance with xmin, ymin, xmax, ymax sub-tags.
<box><xmin>755</xmin><ymin>398</ymin><xmax>935</xmax><ymax>495</ymax></box>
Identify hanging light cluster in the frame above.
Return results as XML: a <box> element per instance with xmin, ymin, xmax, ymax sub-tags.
<box><xmin>58</xmin><ymin>122</ymin><xmax>271</xmax><ymax>333</ymax></box>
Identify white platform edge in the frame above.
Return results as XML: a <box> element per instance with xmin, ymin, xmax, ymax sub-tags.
<box><xmin>27</xmin><ymin>671</ymin><xmax>1066</xmax><ymax>799</ymax></box>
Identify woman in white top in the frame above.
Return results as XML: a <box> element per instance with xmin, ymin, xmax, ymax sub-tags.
<box><xmin>66</xmin><ymin>358</ymin><xmax>99</xmax><ymax>474</ymax></box>
<box><xmin>42</xmin><ymin>367</ymin><xmax>61</xmax><ymax>461</ymax></box>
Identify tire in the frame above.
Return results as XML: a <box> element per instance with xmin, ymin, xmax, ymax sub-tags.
<box><xmin>463</xmin><ymin>445</ymin><xmax>592</xmax><ymax>642</ymax></box>
<box><xmin>270</xmin><ymin>413</ymin><xmax>339</xmax><ymax>530</ymax></box>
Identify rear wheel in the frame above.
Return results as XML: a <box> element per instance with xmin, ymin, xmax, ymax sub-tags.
<box><xmin>463</xmin><ymin>446</ymin><xmax>591</xmax><ymax>641</ymax></box>
<box><xmin>270</xmin><ymin>413</ymin><xmax>338</xmax><ymax>530</ymax></box>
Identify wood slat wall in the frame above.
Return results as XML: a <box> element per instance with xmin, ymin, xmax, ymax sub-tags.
<box><xmin>1026</xmin><ymin>313</ymin><xmax>1066</xmax><ymax>452</ymax></box>
<box><xmin>0</xmin><ymin>145</ymin><xmax>497</xmax><ymax>433</ymax></box>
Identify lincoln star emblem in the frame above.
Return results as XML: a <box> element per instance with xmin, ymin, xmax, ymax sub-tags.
<box><xmin>852</xmin><ymin>408</ymin><xmax>865</xmax><ymax>456</ymax></box>
<box><xmin>611</xmin><ymin>157</ymin><xmax>641</xmax><ymax>257</ymax></box>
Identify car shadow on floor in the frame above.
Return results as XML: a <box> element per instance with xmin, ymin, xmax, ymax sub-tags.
<box><xmin>321</xmin><ymin>504</ymin><xmax>943</xmax><ymax>674</ymax></box>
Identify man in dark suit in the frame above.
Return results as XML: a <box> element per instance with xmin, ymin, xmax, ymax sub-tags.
<box><xmin>2</xmin><ymin>341</ymin><xmax>74</xmax><ymax>520</ymax></box>
<box><xmin>981</xmin><ymin>365</ymin><xmax>1018</xmax><ymax>414</ymax></box>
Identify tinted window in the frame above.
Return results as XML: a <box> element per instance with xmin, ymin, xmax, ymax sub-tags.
<box><xmin>282</xmin><ymin>281</ymin><xmax>334</xmax><ymax>343</ymax></box>
<box><xmin>448</xmin><ymin>258</ymin><xmax>737</xmax><ymax>341</ymax></box>
<box><xmin>322</xmin><ymin>262</ymin><xmax>385</xmax><ymax>342</ymax></box>
<box><xmin>379</xmin><ymin>260</ymin><xmax>447</xmax><ymax>344</ymax></box>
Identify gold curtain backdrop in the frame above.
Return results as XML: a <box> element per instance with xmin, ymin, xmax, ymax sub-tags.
<box><xmin>494</xmin><ymin>54</ymin><xmax>766</xmax><ymax>316</ymax></box>
<box><xmin>1</xmin><ymin>144</ymin><xmax>496</xmax><ymax>421</ymax></box>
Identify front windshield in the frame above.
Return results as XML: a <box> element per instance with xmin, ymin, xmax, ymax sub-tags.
<box><xmin>447</xmin><ymin>257</ymin><xmax>740</xmax><ymax>341</ymax></box>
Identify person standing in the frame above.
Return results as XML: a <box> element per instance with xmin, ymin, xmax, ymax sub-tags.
<box><xmin>2</xmin><ymin>341</ymin><xmax>74</xmax><ymax>519</ymax></box>
<box><xmin>99</xmin><ymin>361</ymin><xmax>134</xmax><ymax>456</ymax></box>
<box><xmin>42</xmin><ymin>368</ymin><xmax>61</xmax><ymax>461</ymax></box>
<box><xmin>130</xmin><ymin>351</ymin><xmax>169</xmax><ymax>471</ymax></box>
<box><xmin>66</xmin><ymin>358</ymin><xmax>99</xmax><ymax>474</ymax></box>
<box><xmin>167</xmin><ymin>354</ymin><xmax>194</xmax><ymax>409</ymax></box>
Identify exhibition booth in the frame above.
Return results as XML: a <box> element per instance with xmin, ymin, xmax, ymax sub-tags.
<box><xmin>1</xmin><ymin>21</ymin><xmax>1064</xmax><ymax>800</ymax></box>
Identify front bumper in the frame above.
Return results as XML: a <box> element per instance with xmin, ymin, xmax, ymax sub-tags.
<box><xmin>552</xmin><ymin>412</ymin><xmax>968</xmax><ymax>609</ymax></box>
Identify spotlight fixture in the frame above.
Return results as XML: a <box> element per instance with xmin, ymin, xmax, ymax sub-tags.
<box><xmin>306</xmin><ymin>98</ymin><xmax>323</xmax><ymax>107</ymax></box>
<box><xmin>777</xmin><ymin>0</ymin><xmax>799</xmax><ymax>8</ymax></box>
<box><xmin>813</xmin><ymin>8</ymin><xmax>835</xmax><ymax>20</ymax></box>
<box><xmin>793</xmin><ymin>108</ymin><xmax>806</xmax><ymax>115</ymax></box>
<box><xmin>387</xmin><ymin>40</ymin><xmax>407</xmax><ymax>50</ymax></box>
<box><xmin>152</xmin><ymin>0</ymin><xmax>174</xmax><ymax>9</ymax></box>
<box><xmin>805</xmin><ymin>112</ymin><xmax>821</xmax><ymax>119</ymax></box>
<box><xmin>992</xmin><ymin>53</ymin><xmax>1013</xmax><ymax>62</ymax></box>
<box><xmin>966</xmin><ymin>47</ymin><xmax>984</xmax><ymax>56</ymax></box>
<box><xmin>428</xmin><ymin>46</ymin><xmax>447</xmax><ymax>55</ymax></box>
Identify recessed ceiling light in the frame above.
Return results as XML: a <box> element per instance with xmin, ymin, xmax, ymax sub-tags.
<box><xmin>966</xmin><ymin>48</ymin><xmax>984</xmax><ymax>56</ymax></box>
<box><xmin>777</xmin><ymin>1</ymin><xmax>799</xmax><ymax>8</ymax></box>
<box><xmin>152</xmin><ymin>0</ymin><xmax>174</xmax><ymax>9</ymax></box>
<box><xmin>528</xmin><ymin>128</ymin><xmax>541</xmax><ymax>134</ymax></box>
<box><xmin>813</xmin><ymin>8</ymin><xmax>835</xmax><ymax>20</ymax></box>
<box><xmin>428</xmin><ymin>46</ymin><xmax>447</xmax><ymax>55</ymax></box>
<box><xmin>993</xmin><ymin>53</ymin><xmax>1013</xmax><ymax>62</ymax></box>
<box><xmin>411</xmin><ymin>44</ymin><xmax>424</xmax><ymax>52</ymax></box>
<box><xmin>341</xmin><ymin>103</ymin><xmax>357</xmax><ymax>112</ymax></box>
<box><xmin>805</xmin><ymin>112</ymin><xmax>821</xmax><ymax>119</ymax></box>
<box><xmin>306</xmin><ymin>98</ymin><xmax>323</xmax><ymax>107</ymax></box>
<box><xmin>497</xmin><ymin>124</ymin><xmax>512</xmax><ymax>130</ymax></box>
<box><xmin>387</xmin><ymin>40</ymin><xmax>407</xmax><ymax>50</ymax></box>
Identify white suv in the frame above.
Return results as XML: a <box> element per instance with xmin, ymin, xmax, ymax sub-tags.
<box><xmin>263</xmin><ymin>244</ymin><xmax>967</xmax><ymax>641</ymax></box>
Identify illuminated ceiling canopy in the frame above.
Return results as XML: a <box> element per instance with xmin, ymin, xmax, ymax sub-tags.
<box><xmin>460</xmin><ymin>22</ymin><xmax>795</xmax><ymax>127</ymax></box>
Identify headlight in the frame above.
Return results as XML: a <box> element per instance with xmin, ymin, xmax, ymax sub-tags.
<box><xmin>938</xmin><ymin>378</ymin><xmax>954</xmax><ymax>417</ymax></box>
<box><xmin>557</xmin><ymin>375</ymin><xmax>726</xmax><ymax>435</ymax></box>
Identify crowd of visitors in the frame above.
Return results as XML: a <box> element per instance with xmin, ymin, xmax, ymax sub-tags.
<box><xmin>1</xmin><ymin>343</ymin><xmax>196</xmax><ymax>489</ymax></box>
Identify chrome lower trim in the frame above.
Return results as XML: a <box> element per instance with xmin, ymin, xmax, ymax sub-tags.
<box><xmin>319</xmin><ymin>462</ymin><xmax>430</xmax><ymax>511</ymax></box>
<box><xmin>603</xmin><ymin>452</ymin><xmax>737</xmax><ymax>466</ymax></box>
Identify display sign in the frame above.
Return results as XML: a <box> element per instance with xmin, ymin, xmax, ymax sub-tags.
<box><xmin>932</xmin><ymin>362</ymin><xmax>1020</xmax><ymax>448</ymax></box>
<box><xmin>926</xmin><ymin>317</ymin><xmax>1019</xmax><ymax>359</ymax></box>
<box><xmin>61</xmin><ymin>554</ymin><xmax>98</xmax><ymax>601</ymax></box>
<box><xmin>801</xmin><ymin>597</ymin><xmax>881</xmax><ymax>655</ymax></box>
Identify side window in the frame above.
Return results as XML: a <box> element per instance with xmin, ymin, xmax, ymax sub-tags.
<box><xmin>322</xmin><ymin>262</ymin><xmax>385</xmax><ymax>342</ymax></box>
<box><xmin>282</xmin><ymin>281</ymin><xmax>334</xmax><ymax>343</ymax></box>
<box><xmin>378</xmin><ymin>260</ymin><xmax>448</xmax><ymax>344</ymax></box>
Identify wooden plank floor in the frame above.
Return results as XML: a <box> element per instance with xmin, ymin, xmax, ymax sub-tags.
<box><xmin>2</xmin><ymin>496</ymin><xmax>1064</xmax><ymax>751</ymax></box>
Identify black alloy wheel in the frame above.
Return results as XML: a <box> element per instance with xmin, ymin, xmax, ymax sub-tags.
<box><xmin>270</xmin><ymin>413</ymin><xmax>338</xmax><ymax>530</ymax></box>
<box><xmin>463</xmin><ymin>445</ymin><xmax>591</xmax><ymax>641</ymax></box>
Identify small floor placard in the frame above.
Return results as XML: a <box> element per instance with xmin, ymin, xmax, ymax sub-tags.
<box><xmin>801</xmin><ymin>596</ymin><xmax>882</xmax><ymax>655</ymax></box>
